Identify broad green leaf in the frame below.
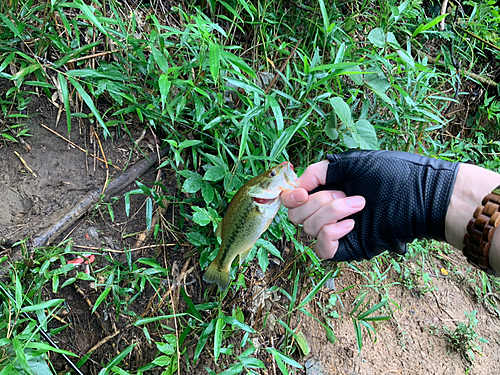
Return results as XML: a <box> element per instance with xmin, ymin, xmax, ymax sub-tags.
<box><xmin>150</xmin><ymin>45</ymin><xmax>169</xmax><ymax>73</ymax></box>
<box><xmin>209</xmin><ymin>43</ymin><xmax>220</xmax><ymax>82</ymax></box>
<box><xmin>201</xmin><ymin>182</ymin><xmax>214</xmax><ymax>203</ymax></box>
<box><xmin>353</xmin><ymin>119</ymin><xmax>379</xmax><ymax>150</ymax></box>
<box><xmin>183</xmin><ymin>177</ymin><xmax>203</xmax><ymax>193</ymax></box>
<box><xmin>365</xmin><ymin>76</ymin><xmax>394</xmax><ymax>105</ymax></box>
<box><xmin>368</xmin><ymin>28</ymin><xmax>386</xmax><ymax>48</ymax></box>
<box><xmin>133</xmin><ymin>314</ymin><xmax>187</xmax><ymax>325</ymax></box>
<box><xmin>0</xmin><ymin>14</ymin><xmax>22</xmax><ymax>37</ymax></box>
<box><xmin>256</xmin><ymin>239</ymin><xmax>282</xmax><ymax>260</ymax></box>
<box><xmin>295</xmin><ymin>331</ymin><xmax>310</xmax><ymax>356</ymax></box>
<box><xmin>266</xmin><ymin>95</ymin><xmax>284</xmax><ymax>132</ymax></box>
<box><xmin>386</xmin><ymin>32</ymin><xmax>400</xmax><ymax>48</ymax></box>
<box><xmin>225</xmin><ymin>77</ymin><xmax>264</xmax><ymax>96</ymax></box>
<box><xmin>348</xmin><ymin>66</ymin><xmax>364</xmax><ymax>85</ymax></box>
<box><xmin>214</xmin><ymin>317</ymin><xmax>224</xmax><ymax>362</ymax></box>
<box><xmin>396</xmin><ymin>49</ymin><xmax>415</xmax><ymax>68</ymax></box>
<box><xmin>15</xmin><ymin>273</ymin><xmax>22</xmax><ymax>310</ymax></box>
<box><xmin>24</xmin><ymin>342</ymin><xmax>77</xmax><ymax>356</ymax></box>
<box><xmin>239</xmin><ymin>106</ymin><xmax>264</xmax><ymax>159</ymax></box>
<box><xmin>218</xmin><ymin>363</ymin><xmax>244</xmax><ymax>375</ymax></box>
<box><xmin>239</xmin><ymin>356</ymin><xmax>264</xmax><ymax>368</ymax></box>
<box><xmin>204</xmin><ymin>166</ymin><xmax>225</xmax><ymax>182</ymax></box>
<box><xmin>223</xmin><ymin>316</ymin><xmax>256</xmax><ymax>333</ymax></box>
<box><xmin>358</xmin><ymin>299</ymin><xmax>388</xmax><ymax>320</ymax></box>
<box><xmin>159</xmin><ymin>74</ymin><xmax>171</xmax><ymax>110</ymax></box>
<box><xmin>318</xmin><ymin>0</ymin><xmax>329</xmax><ymax>35</ymax></box>
<box><xmin>329</xmin><ymin>97</ymin><xmax>352</xmax><ymax>126</ymax></box>
<box><xmin>257</xmin><ymin>247</ymin><xmax>269</xmax><ymax>272</ymax></box>
<box><xmin>66</xmin><ymin>69</ymin><xmax>126</xmax><ymax>81</ymax></box>
<box><xmin>221</xmin><ymin>50</ymin><xmax>256</xmax><ymax>79</ymax></box>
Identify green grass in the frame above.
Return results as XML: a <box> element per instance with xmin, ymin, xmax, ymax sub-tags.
<box><xmin>1</xmin><ymin>0</ymin><xmax>500</xmax><ymax>373</ymax></box>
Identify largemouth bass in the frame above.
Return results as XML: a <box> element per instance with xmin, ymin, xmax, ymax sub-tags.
<box><xmin>203</xmin><ymin>162</ymin><xmax>299</xmax><ymax>290</ymax></box>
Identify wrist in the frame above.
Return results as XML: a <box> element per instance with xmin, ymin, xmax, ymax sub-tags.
<box><xmin>445</xmin><ymin>163</ymin><xmax>500</xmax><ymax>273</ymax></box>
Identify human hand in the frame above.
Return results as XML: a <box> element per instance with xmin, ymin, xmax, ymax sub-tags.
<box><xmin>281</xmin><ymin>160</ymin><xmax>366</xmax><ymax>259</ymax></box>
<box><xmin>281</xmin><ymin>150</ymin><xmax>460</xmax><ymax>262</ymax></box>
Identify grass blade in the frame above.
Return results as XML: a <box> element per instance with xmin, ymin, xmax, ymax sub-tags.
<box><xmin>57</xmin><ymin>73</ymin><xmax>71</xmax><ymax>134</ymax></box>
<box><xmin>67</xmin><ymin>76</ymin><xmax>110</xmax><ymax>139</ymax></box>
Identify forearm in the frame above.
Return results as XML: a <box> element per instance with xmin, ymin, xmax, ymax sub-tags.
<box><xmin>445</xmin><ymin>163</ymin><xmax>500</xmax><ymax>273</ymax></box>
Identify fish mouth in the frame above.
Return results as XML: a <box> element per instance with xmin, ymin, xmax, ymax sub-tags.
<box><xmin>253</xmin><ymin>197</ymin><xmax>279</xmax><ymax>205</ymax></box>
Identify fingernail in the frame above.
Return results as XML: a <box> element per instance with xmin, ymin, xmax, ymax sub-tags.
<box><xmin>338</xmin><ymin>219</ymin><xmax>354</xmax><ymax>228</ymax></box>
<box><xmin>345</xmin><ymin>196</ymin><xmax>365</xmax><ymax>208</ymax></box>
<box><xmin>332</xmin><ymin>191</ymin><xmax>339</xmax><ymax>200</ymax></box>
<box><xmin>292</xmin><ymin>189</ymin><xmax>306</xmax><ymax>204</ymax></box>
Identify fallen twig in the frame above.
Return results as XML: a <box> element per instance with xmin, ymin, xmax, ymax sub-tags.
<box><xmin>28</xmin><ymin>146</ymin><xmax>169</xmax><ymax>250</ymax></box>
<box><xmin>265</xmin><ymin>39</ymin><xmax>302</xmax><ymax>94</ymax></box>
<box><xmin>72</xmin><ymin>243</ymin><xmax>178</xmax><ymax>253</ymax></box>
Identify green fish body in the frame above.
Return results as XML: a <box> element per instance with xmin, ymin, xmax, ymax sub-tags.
<box><xmin>203</xmin><ymin>162</ymin><xmax>298</xmax><ymax>290</ymax></box>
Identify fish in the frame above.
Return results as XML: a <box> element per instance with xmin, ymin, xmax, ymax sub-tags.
<box><xmin>203</xmin><ymin>162</ymin><xmax>299</xmax><ymax>290</ymax></box>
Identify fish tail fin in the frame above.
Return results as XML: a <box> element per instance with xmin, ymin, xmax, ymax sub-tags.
<box><xmin>203</xmin><ymin>260</ymin><xmax>231</xmax><ymax>291</ymax></box>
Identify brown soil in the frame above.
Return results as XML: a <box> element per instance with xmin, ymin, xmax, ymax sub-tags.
<box><xmin>2</xmin><ymin>95</ymin><xmax>500</xmax><ymax>375</ymax></box>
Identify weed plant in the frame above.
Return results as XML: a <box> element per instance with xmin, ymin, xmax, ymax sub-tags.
<box><xmin>1</xmin><ymin>0</ymin><xmax>500</xmax><ymax>373</ymax></box>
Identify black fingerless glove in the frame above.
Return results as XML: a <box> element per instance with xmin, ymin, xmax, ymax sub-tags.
<box><xmin>320</xmin><ymin>150</ymin><xmax>460</xmax><ymax>262</ymax></box>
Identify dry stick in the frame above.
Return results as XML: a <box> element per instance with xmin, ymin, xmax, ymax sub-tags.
<box><xmin>91</xmin><ymin>126</ymin><xmax>110</xmax><ymax>195</ymax></box>
<box><xmin>439</xmin><ymin>0</ymin><xmax>449</xmax><ymax>31</ymax></box>
<box><xmin>29</xmin><ymin>146</ymin><xmax>169</xmax><ymax>250</ymax></box>
<box><xmin>455</xmin><ymin>24</ymin><xmax>500</xmax><ymax>53</ymax></box>
<box><xmin>417</xmin><ymin>52</ymin><xmax>497</xmax><ymax>88</ymax></box>
<box><xmin>264</xmin><ymin>39</ymin><xmax>303</xmax><ymax>95</ymax></box>
<box><xmin>13</xmin><ymin>151</ymin><xmax>37</xmax><ymax>177</ymax></box>
<box><xmin>72</xmin><ymin>243</ymin><xmax>177</xmax><ymax>253</ymax></box>
<box><xmin>85</xmin><ymin>329</ymin><xmax>123</xmax><ymax>356</ymax></box>
<box><xmin>39</xmin><ymin>123</ymin><xmax>121</xmax><ymax>170</ymax></box>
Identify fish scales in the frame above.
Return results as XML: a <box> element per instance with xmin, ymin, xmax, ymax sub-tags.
<box><xmin>203</xmin><ymin>162</ymin><xmax>298</xmax><ymax>290</ymax></box>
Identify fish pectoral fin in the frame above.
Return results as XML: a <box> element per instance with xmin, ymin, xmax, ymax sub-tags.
<box><xmin>239</xmin><ymin>246</ymin><xmax>253</xmax><ymax>265</ymax></box>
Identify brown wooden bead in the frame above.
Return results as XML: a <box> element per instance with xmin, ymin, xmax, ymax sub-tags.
<box><xmin>478</xmin><ymin>256</ymin><xmax>488</xmax><ymax>269</ymax></box>
<box><xmin>474</xmin><ymin>214</ymin><xmax>490</xmax><ymax>229</ymax></box>
<box><xmin>479</xmin><ymin>241</ymin><xmax>491</xmax><ymax>257</ymax></box>
<box><xmin>490</xmin><ymin>211</ymin><xmax>500</xmax><ymax>227</ymax></box>
<box><xmin>482</xmin><ymin>225</ymin><xmax>496</xmax><ymax>242</ymax></box>
<box><xmin>484</xmin><ymin>202</ymin><xmax>499</xmax><ymax>216</ymax></box>
<box><xmin>469</xmin><ymin>228</ymin><xmax>483</xmax><ymax>245</ymax></box>
<box><xmin>483</xmin><ymin>193</ymin><xmax>500</xmax><ymax>206</ymax></box>
<box><xmin>464</xmin><ymin>185</ymin><xmax>500</xmax><ymax>276</ymax></box>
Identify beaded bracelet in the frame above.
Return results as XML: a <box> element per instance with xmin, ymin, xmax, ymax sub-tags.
<box><xmin>462</xmin><ymin>185</ymin><xmax>500</xmax><ymax>276</ymax></box>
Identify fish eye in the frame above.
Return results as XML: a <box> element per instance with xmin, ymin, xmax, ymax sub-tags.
<box><xmin>269</xmin><ymin>170</ymin><xmax>276</xmax><ymax>177</ymax></box>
